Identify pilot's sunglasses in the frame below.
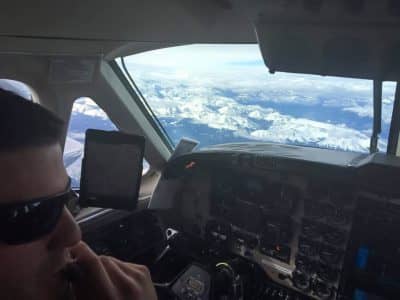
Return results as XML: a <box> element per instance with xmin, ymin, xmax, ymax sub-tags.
<box><xmin>0</xmin><ymin>178</ymin><xmax>78</xmax><ymax>245</ymax></box>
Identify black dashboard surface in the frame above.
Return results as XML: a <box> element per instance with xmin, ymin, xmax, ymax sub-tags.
<box><xmin>150</xmin><ymin>143</ymin><xmax>400</xmax><ymax>300</ymax></box>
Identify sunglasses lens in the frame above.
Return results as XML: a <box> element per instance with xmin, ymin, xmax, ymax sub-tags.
<box><xmin>0</xmin><ymin>196</ymin><xmax>66</xmax><ymax>245</ymax></box>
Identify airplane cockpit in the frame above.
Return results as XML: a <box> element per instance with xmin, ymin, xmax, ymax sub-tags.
<box><xmin>1</xmin><ymin>1</ymin><xmax>400</xmax><ymax>299</ymax></box>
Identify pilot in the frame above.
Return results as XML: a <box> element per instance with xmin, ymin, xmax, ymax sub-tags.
<box><xmin>0</xmin><ymin>88</ymin><xmax>158</xmax><ymax>300</ymax></box>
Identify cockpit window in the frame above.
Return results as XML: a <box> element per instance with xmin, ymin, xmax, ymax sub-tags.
<box><xmin>117</xmin><ymin>44</ymin><xmax>397</xmax><ymax>153</ymax></box>
<box><xmin>63</xmin><ymin>98</ymin><xmax>150</xmax><ymax>188</ymax></box>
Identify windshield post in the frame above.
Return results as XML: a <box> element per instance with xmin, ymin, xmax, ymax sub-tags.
<box><xmin>370</xmin><ymin>80</ymin><xmax>382</xmax><ymax>153</ymax></box>
<box><xmin>387</xmin><ymin>82</ymin><xmax>400</xmax><ymax>155</ymax></box>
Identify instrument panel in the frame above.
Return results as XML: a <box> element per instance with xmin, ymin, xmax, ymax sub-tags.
<box><xmin>150</xmin><ymin>144</ymin><xmax>400</xmax><ymax>299</ymax></box>
<box><xmin>177</xmin><ymin>167</ymin><xmax>355</xmax><ymax>299</ymax></box>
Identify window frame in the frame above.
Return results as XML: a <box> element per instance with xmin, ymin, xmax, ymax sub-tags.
<box><xmin>109</xmin><ymin>60</ymin><xmax>174</xmax><ymax>152</ymax></box>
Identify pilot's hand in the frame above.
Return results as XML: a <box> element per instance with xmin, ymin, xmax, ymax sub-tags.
<box><xmin>69</xmin><ymin>241</ymin><xmax>158</xmax><ymax>300</ymax></box>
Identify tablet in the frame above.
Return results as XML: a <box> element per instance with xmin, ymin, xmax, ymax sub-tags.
<box><xmin>80</xmin><ymin>129</ymin><xmax>145</xmax><ymax>210</ymax></box>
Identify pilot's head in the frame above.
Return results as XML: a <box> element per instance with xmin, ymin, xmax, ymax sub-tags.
<box><xmin>0</xmin><ymin>88</ymin><xmax>81</xmax><ymax>300</ymax></box>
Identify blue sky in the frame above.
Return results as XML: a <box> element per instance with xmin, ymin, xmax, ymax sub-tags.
<box><xmin>126</xmin><ymin>44</ymin><xmax>264</xmax><ymax>69</ymax></box>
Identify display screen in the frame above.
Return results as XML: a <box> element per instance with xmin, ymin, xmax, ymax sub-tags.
<box><xmin>80</xmin><ymin>129</ymin><xmax>145</xmax><ymax>210</ymax></box>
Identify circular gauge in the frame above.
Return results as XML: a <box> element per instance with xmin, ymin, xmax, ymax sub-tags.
<box><xmin>313</xmin><ymin>280</ymin><xmax>333</xmax><ymax>299</ymax></box>
<box><xmin>292</xmin><ymin>270</ymin><xmax>311</xmax><ymax>291</ymax></box>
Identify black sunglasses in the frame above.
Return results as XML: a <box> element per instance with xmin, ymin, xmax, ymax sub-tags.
<box><xmin>0</xmin><ymin>178</ymin><xmax>78</xmax><ymax>245</ymax></box>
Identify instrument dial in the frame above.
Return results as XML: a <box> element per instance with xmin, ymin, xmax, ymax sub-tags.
<box><xmin>313</xmin><ymin>280</ymin><xmax>332</xmax><ymax>299</ymax></box>
<box><xmin>293</xmin><ymin>270</ymin><xmax>311</xmax><ymax>292</ymax></box>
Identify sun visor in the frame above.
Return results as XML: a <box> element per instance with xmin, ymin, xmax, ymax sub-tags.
<box><xmin>254</xmin><ymin>1</ymin><xmax>400</xmax><ymax>81</ymax></box>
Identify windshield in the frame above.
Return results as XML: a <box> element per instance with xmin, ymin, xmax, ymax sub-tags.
<box><xmin>119</xmin><ymin>44</ymin><xmax>396</xmax><ymax>153</ymax></box>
